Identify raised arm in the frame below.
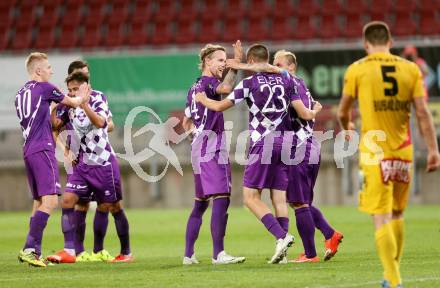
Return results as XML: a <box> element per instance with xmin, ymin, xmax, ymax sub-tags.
<box><xmin>227</xmin><ymin>60</ymin><xmax>283</xmax><ymax>74</ymax></box>
<box><xmin>195</xmin><ymin>92</ymin><xmax>234</xmax><ymax>112</ymax></box>
<box><xmin>215</xmin><ymin>40</ymin><xmax>242</xmax><ymax>95</ymax></box>
<box><xmin>413</xmin><ymin>97</ymin><xmax>440</xmax><ymax>172</ymax></box>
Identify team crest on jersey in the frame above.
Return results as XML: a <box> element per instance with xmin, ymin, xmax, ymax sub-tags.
<box><xmin>379</xmin><ymin>158</ymin><xmax>412</xmax><ymax>184</ymax></box>
<box><xmin>52</xmin><ymin>89</ymin><xmax>62</xmax><ymax>97</ymax></box>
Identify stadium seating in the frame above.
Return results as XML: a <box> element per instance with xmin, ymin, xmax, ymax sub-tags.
<box><xmin>0</xmin><ymin>0</ymin><xmax>438</xmax><ymax>51</ymax></box>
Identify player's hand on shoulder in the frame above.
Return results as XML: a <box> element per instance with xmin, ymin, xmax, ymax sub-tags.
<box><xmin>426</xmin><ymin>151</ymin><xmax>440</xmax><ymax>172</ymax></box>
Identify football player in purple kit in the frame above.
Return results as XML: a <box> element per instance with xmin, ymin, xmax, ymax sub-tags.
<box><xmin>16</xmin><ymin>52</ymin><xmax>90</xmax><ymax>267</ymax></box>
<box><xmin>273</xmin><ymin>50</ymin><xmax>343</xmax><ymax>263</ymax></box>
<box><xmin>181</xmin><ymin>41</ymin><xmax>246</xmax><ymax>265</ymax></box>
<box><xmin>46</xmin><ymin>71</ymin><xmax>132</xmax><ymax>264</ymax></box>
<box><xmin>51</xmin><ymin>60</ymin><xmax>116</xmax><ymax>263</ymax></box>
<box><xmin>196</xmin><ymin>44</ymin><xmax>321</xmax><ymax>264</ymax></box>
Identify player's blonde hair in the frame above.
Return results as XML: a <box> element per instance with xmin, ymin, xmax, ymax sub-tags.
<box><xmin>274</xmin><ymin>50</ymin><xmax>297</xmax><ymax>67</ymax></box>
<box><xmin>25</xmin><ymin>52</ymin><xmax>48</xmax><ymax>74</ymax></box>
<box><xmin>199</xmin><ymin>44</ymin><xmax>225</xmax><ymax>70</ymax></box>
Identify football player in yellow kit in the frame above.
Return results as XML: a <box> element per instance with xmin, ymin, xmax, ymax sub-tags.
<box><xmin>337</xmin><ymin>21</ymin><xmax>440</xmax><ymax>288</ymax></box>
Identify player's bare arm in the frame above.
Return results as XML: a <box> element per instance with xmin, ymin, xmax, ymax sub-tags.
<box><xmin>195</xmin><ymin>92</ymin><xmax>234</xmax><ymax>112</ymax></box>
<box><xmin>216</xmin><ymin>41</ymin><xmax>241</xmax><ymax>94</ymax></box>
<box><xmin>81</xmin><ymin>102</ymin><xmax>107</xmax><ymax>129</ymax></box>
<box><xmin>61</xmin><ymin>82</ymin><xmax>90</xmax><ymax>108</ymax></box>
<box><xmin>107</xmin><ymin>117</ymin><xmax>115</xmax><ymax>132</ymax></box>
<box><xmin>291</xmin><ymin>100</ymin><xmax>322</xmax><ymax>120</ymax></box>
<box><xmin>182</xmin><ymin>116</ymin><xmax>194</xmax><ymax>133</ymax></box>
<box><xmin>413</xmin><ymin>97</ymin><xmax>440</xmax><ymax>172</ymax></box>
<box><xmin>226</xmin><ymin>60</ymin><xmax>282</xmax><ymax>74</ymax></box>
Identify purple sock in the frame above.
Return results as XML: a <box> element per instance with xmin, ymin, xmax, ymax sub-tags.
<box><xmin>113</xmin><ymin>209</ymin><xmax>131</xmax><ymax>255</ymax></box>
<box><xmin>62</xmin><ymin>208</ymin><xmax>76</xmax><ymax>250</ymax></box>
<box><xmin>74</xmin><ymin>210</ymin><xmax>87</xmax><ymax>255</ymax></box>
<box><xmin>24</xmin><ymin>211</ymin><xmax>49</xmax><ymax>256</ymax></box>
<box><xmin>295</xmin><ymin>207</ymin><xmax>317</xmax><ymax>258</ymax></box>
<box><xmin>93</xmin><ymin>210</ymin><xmax>109</xmax><ymax>253</ymax></box>
<box><xmin>211</xmin><ymin>197</ymin><xmax>230</xmax><ymax>259</ymax></box>
<box><xmin>261</xmin><ymin>213</ymin><xmax>287</xmax><ymax>240</ymax></box>
<box><xmin>310</xmin><ymin>205</ymin><xmax>335</xmax><ymax>240</ymax></box>
<box><xmin>277</xmin><ymin>217</ymin><xmax>289</xmax><ymax>233</ymax></box>
<box><xmin>185</xmin><ymin>200</ymin><xmax>209</xmax><ymax>257</ymax></box>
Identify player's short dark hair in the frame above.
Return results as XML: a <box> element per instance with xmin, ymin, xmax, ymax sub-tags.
<box><xmin>363</xmin><ymin>21</ymin><xmax>391</xmax><ymax>45</ymax></box>
<box><xmin>68</xmin><ymin>60</ymin><xmax>88</xmax><ymax>75</ymax></box>
<box><xmin>246</xmin><ymin>44</ymin><xmax>269</xmax><ymax>62</ymax></box>
<box><xmin>65</xmin><ymin>71</ymin><xmax>89</xmax><ymax>85</ymax></box>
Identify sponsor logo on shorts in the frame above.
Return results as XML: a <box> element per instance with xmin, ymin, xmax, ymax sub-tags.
<box><xmin>380</xmin><ymin>158</ymin><xmax>412</xmax><ymax>184</ymax></box>
<box><xmin>104</xmin><ymin>190</ymin><xmax>110</xmax><ymax>196</ymax></box>
<box><xmin>66</xmin><ymin>183</ymin><xmax>88</xmax><ymax>190</ymax></box>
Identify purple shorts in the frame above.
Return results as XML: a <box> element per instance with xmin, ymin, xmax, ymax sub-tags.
<box><xmin>286</xmin><ymin>161</ymin><xmax>320</xmax><ymax>204</ymax></box>
<box><xmin>243</xmin><ymin>145</ymin><xmax>288</xmax><ymax>191</ymax></box>
<box><xmin>24</xmin><ymin>150</ymin><xmax>61</xmax><ymax>200</ymax></box>
<box><xmin>65</xmin><ymin>157</ymin><xmax>122</xmax><ymax>204</ymax></box>
<box><xmin>192</xmin><ymin>151</ymin><xmax>231</xmax><ymax>199</ymax></box>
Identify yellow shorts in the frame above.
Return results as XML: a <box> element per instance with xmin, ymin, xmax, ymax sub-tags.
<box><xmin>358</xmin><ymin>145</ymin><xmax>413</xmax><ymax>215</ymax></box>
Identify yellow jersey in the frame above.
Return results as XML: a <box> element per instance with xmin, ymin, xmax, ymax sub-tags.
<box><xmin>342</xmin><ymin>52</ymin><xmax>425</xmax><ymax>152</ymax></box>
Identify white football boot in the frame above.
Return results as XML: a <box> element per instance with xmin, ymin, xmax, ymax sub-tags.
<box><xmin>268</xmin><ymin>234</ymin><xmax>294</xmax><ymax>264</ymax></box>
<box><xmin>182</xmin><ymin>254</ymin><xmax>200</xmax><ymax>265</ymax></box>
<box><xmin>212</xmin><ymin>251</ymin><xmax>246</xmax><ymax>265</ymax></box>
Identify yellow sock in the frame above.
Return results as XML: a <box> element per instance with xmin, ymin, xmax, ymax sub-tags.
<box><xmin>375</xmin><ymin>223</ymin><xmax>401</xmax><ymax>287</ymax></box>
<box><xmin>391</xmin><ymin>219</ymin><xmax>404</xmax><ymax>263</ymax></box>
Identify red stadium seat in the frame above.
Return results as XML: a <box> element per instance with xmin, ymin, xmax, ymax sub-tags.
<box><xmin>81</xmin><ymin>23</ymin><xmax>103</xmax><ymax>48</ymax></box>
<box><xmin>272</xmin><ymin>0</ymin><xmax>295</xmax><ymax>19</ymax></box>
<box><xmin>34</xmin><ymin>27</ymin><xmax>56</xmax><ymax>50</ymax></box>
<box><xmin>224</xmin><ymin>0</ymin><xmax>247</xmax><ymax>20</ymax></box>
<box><xmin>39</xmin><ymin>1</ymin><xmax>61</xmax><ymax>30</ymax></box>
<box><xmin>344</xmin><ymin>0</ymin><xmax>368</xmax><ymax>15</ymax></box>
<box><xmin>221</xmin><ymin>18</ymin><xmax>244</xmax><ymax>42</ymax></box>
<box><xmin>151</xmin><ymin>22</ymin><xmax>174</xmax><ymax>46</ymax></box>
<box><xmin>15</xmin><ymin>0</ymin><xmax>39</xmax><ymax>29</ymax></box>
<box><xmin>270</xmin><ymin>17</ymin><xmax>295</xmax><ymax>41</ymax></box>
<box><xmin>393</xmin><ymin>0</ymin><xmax>416</xmax><ymax>14</ymax></box>
<box><xmin>83</xmin><ymin>1</ymin><xmax>107</xmax><ymax>28</ymax></box>
<box><xmin>321</xmin><ymin>0</ymin><xmax>344</xmax><ymax>16</ymax></box>
<box><xmin>201</xmin><ymin>0</ymin><xmax>224</xmax><ymax>22</ymax></box>
<box><xmin>248</xmin><ymin>0</ymin><xmax>272</xmax><ymax>20</ymax></box>
<box><xmin>11</xmin><ymin>26</ymin><xmax>33</xmax><ymax>50</ymax></box>
<box><xmin>319</xmin><ymin>14</ymin><xmax>342</xmax><ymax>39</ymax></box>
<box><xmin>58</xmin><ymin>24</ymin><xmax>80</xmax><ymax>49</ymax></box>
<box><xmin>295</xmin><ymin>0</ymin><xmax>320</xmax><ymax>17</ymax></box>
<box><xmin>342</xmin><ymin>13</ymin><xmax>365</xmax><ymax>38</ymax></box>
<box><xmin>198</xmin><ymin>20</ymin><xmax>222</xmax><ymax>43</ymax></box>
<box><xmin>178</xmin><ymin>0</ymin><xmax>200</xmax><ymax>23</ymax></box>
<box><xmin>294</xmin><ymin>15</ymin><xmax>317</xmax><ymax>39</ymax></box>
<box><xmin>131</xmin><ymin>0</ymin><xmax>155</xmax><ymax>24</ymax></box>
<box><xmin>127</xmin><ymin>21</ymin><xmax>149</xmax><ymax>46</ymax></box>
<box><xmin>418</xmin><ymin>10</ymin><xmax>440</xmax><ymax>35</ymax></box>
<box><xmin>368</xmin><ymin>0</ymin><xmax>392</xmax><ymax>21</ymax></box>
<box><xmin>153</xmin><ymin>0</ymin><xmax>177</xmax><ymax>23</ymax></box>
<box><xmin>62</xmin><ymin>1</ymin><xmax>84</xmax><ymax>28</ymax></box>
<box><xmin>418</xmin><ymin>0</ymin><xmax>440</xmax><ymax>13</ymax></box>
<box><xmin>175</xmin><ymin>19</ymin><xmax>197</xmax><ymax>44</ymax></box>
<box><xmin>392</xmin><ymin>12</ymin><xmax>417</xmax><ymax>36</ymax></box>
<box><xmin>104</xmin><ymin>22</ymin><xmax>127</xmax><ymax>47</ymax></box>
<box><xmin>246</xmin><ymin>18</ymin><xmax>270</xmax><ymax>42</ymax></box>
<box><xmin>109</xmin><ymin>0</ymin><xmax>131</xmax><ymax>25</ymax></box>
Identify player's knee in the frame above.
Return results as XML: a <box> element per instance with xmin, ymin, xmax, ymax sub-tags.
<box><xmin>109</xmin><ymin>202</ymin><xmax>122</xmax><ymax>214</ymax></box>
<box><xmin>97</xmin><ymin>203</ymin><xmax>111</xmax><ymax>213</ymax></box>
<box><xmin>41</xmin><ymin>196</ymin><xmax>58</xmax><ymax>212</ymax></box>
<box><xmin>75</xmin><ymin>202</ymin><xmax>89</xmax><ymax>212</ymax></box>
<box><xmin>290</xmin><ymin>203</ymin><xmax>309</xmax><ymax>209</ymax></box>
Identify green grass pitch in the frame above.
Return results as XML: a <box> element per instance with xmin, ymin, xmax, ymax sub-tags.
<box><xmin>0</xmin><ymin>206</ymin><xmax>439</xmax><ymax>288</ymax></box>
